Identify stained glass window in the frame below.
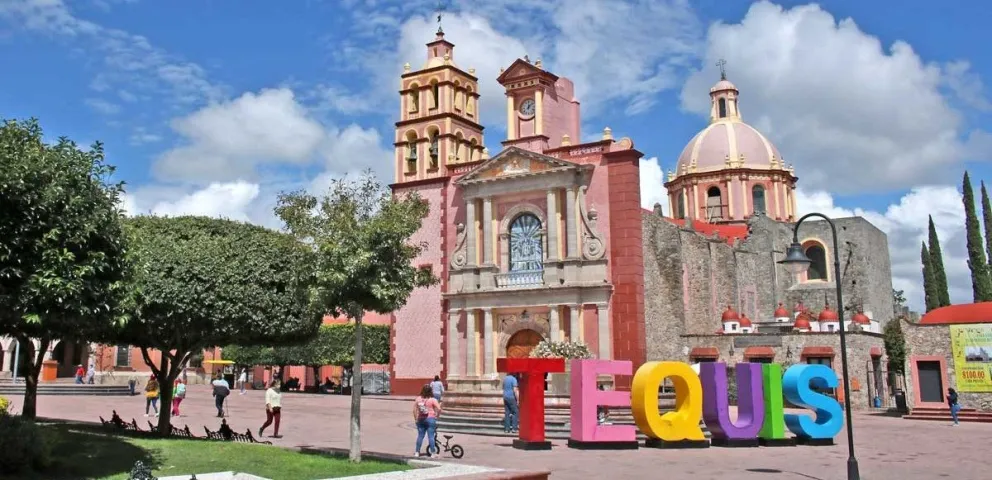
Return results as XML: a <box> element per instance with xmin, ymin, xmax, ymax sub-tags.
<box><xmin>509</xmin><ymin>214</ymin><xmax>543</xmax><ymax>272</ymax></box>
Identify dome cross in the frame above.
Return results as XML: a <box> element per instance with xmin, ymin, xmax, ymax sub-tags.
<box><xmin>716</xmin><ymin>59</ymin><xmax>727</xmax><ymax>80</ymax></box>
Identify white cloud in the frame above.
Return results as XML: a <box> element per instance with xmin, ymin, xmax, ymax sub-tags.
<box><xmin>122</xmin><ymin>181</ymin><xmax>262</xmax><ymax>223</ymax></box>
<box><xmin>680</xmin><ymin>1</ymin><xmax>986</xmax><ymax>193</ymax></box>
<box><xmin>84</xmin><ymin>98</ymin><xmax>121</xmax><ymax>115</ymax></box>
<box><xmin>153</xmin><ymin>88</ymin><xmax>330</xmax><ymax>183</ymax></box>
<box><xmin>639</xmin><ymin>157</ymin><xmax>669</xmax><ymax>214</ymax></box>
<box><xmin>795</xmin><ymin>186</ymin><xmax>969</xmax><ymax>313</ymax></box>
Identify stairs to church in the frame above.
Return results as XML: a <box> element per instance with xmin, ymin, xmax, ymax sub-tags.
<box><xmin>903</xmin><ymin>406</ymin><xmax>992</xmax><ymax>424</ymax></box>
<box><xmin>437</xmin><ymin>392</ymin><xmax>711</xmax><ymax>440</ymax></box>
<box><xmin>0</xmin><ymin>382</ymin><xmax>131</xmax><ymax>396</ymax></box>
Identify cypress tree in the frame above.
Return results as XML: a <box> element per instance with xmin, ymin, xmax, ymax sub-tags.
<box><xmin>927</xmin><ymin>215</ymin><xmax>951</xmax><ymax>307</ymax></box>
<box><xmin>982</xmin><ymin>181</ymin><xmax>992</xmax><ymax>269</ymax></box>
<box><xmin>963</xmin><ymin>171</ymin><xmax>992</xmax><ymax>301</ymax></box>
<box><xmin>921</xmin><ymin>241</ymin><xmax>938</xmax><ymax>312</ymax></box>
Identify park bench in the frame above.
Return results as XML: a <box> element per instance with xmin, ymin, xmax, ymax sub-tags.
<box><xmin>203</xmin><ymin>419</ymin><xmax>272</xmax><ymax>445</ymax></box>
<box><xmin>147</xmin><ymin>421</ymin><xmax>197</xmax><ymax>438</ymax></box>
<box><xmin>99</xmin><ymin>410</ymin><xmax>143</xmax><ymax>432</ymax></box>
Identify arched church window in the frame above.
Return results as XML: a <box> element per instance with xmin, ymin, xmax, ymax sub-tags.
<box><xmin>718</xmin><ymin>98</ymin><xmax>727</xmax><ymax>118</ymax></box>
<box><xmin>677</xmin><ymin>193</ymin><xmax>685</xmax><ymax>219</ymax></box>
<box><xmin>466</xmin><ymin>87</ymin><xmax>475</xmax><ymax>116</ymax></box>
<box><xmin>454</xmin><ymin>81</ymin><xmax>463</xmax><ymax>111</ymax></box>
<box><xmin>752</xmin><ymin>185</ymin><xmax>766</xmax><ymax>214</ymax></box>
<box><xmin>429</xmin><ymin>132</ymin><xmax>439</xmax><ymax>169</ymax></box>
<box><xmin>509</xmin><ymin>214</ymin><xmax>543</xmax><ymax>272</ymax></box>
<box><xmin>405</xmin><ymin>132</ymin><xmax>418</xmax><ymax>173</ymax></box>
<box><xmin>804</xmin><ymin>244</ymin><xmax>828</xmax><ymax>281</ymax></box>
<box><xmin>431</xmin><ymin>81</ymin><xmax>439</xmax><ymax>109</ymax></box>
<box><xmin>706</xmin><ymin>186</ymin><xmax>723</xmax><ymax>221</ymax></box>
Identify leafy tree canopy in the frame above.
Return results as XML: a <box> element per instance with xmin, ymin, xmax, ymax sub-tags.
<box><xmin>883</xmin><ymin>318</ymin><xmax>906</xmax><ymax>374</ymax></box>
<box><xmin>119</xmin><ymin>215</ymin><xmax>320</xmax><ymax>433</ymax></box>
<box><xmin>0</xmin><ymin>118</ymin><xmax>129</xmax><ymax>418</ymax></box>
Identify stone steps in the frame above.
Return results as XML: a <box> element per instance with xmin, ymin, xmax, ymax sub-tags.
<box><xmin>0</xmin><ymin>383</ymin><xmax>131</xmax><ymax>396</ymax></box>
<box><xmin>904</xmin><ymin>406</ymin><xmax>992</xmax><ymax>424</ymax></box>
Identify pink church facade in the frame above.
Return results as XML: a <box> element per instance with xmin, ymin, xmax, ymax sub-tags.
<box><xmin>388</xmin><ymin>31</ymin><xmax>646</xmax><ymax>395</ymax></box>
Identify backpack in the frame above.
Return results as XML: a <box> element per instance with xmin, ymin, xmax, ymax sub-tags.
<box><xmin>416</xmin><ymin>399</ymin><xmax>430</xmax><ymax>418</ymax></box>
<box><xmin>175</xmin><ymin>383</ymin><xmax>186</xmax><ymax>398</ymax></box>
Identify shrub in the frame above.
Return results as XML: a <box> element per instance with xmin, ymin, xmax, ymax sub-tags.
<box><xmin>0</xmin><ymin>396</ymin><xmax>10</xmax><ymax>416</ymax></box>
<box><xmin>0</xmin><ymin>416</ymin><xmax>52</xmax><ymax>474</ymax></box>
<box><xmin>530</xmin><ymin>340</ymin><xmax>593</xmax><ymax>360</ymax></box>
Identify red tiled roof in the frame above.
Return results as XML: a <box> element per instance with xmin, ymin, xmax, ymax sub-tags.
<box><xmin>744</xmin><ymin>346</ymin><xmax>775</xmax><ymax>358</ymax></box>
<box><xmin>801</xmin><ymin>346</ymin><xmax>835</xmax><ymax>358</ymax></box>
<box><xmin>689</xmin><ymin>347</ymin><xmax>720</xmax><ymax>358</ymax></box>
<box><xmin>663</xmin><ymin>218</ymin><xmax>749</xmax><ymax>246</ymax></box>
<box><xmin>919</xmin><ymin>302</ymin><xmax>992</xmax><ymax>325</ymax></box>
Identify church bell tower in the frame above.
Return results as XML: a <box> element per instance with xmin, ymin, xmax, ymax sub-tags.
<box><xmin>393</xmin><ymin>28</ymin><xmax>487</xmax><ymax>184</ymax></box>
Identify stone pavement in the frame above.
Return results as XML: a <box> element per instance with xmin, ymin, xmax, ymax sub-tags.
<box><xmin>8</xmin><ymin>385</ymin><xmax>992</xmax><ymax>479</ymax></box>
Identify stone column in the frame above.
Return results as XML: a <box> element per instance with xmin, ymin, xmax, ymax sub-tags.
<box><xmin>546</xmin><ymin>189</ymin><xmax>559</xmax><ymax>261</ymax></box>
<box><xmin>569</xmin><ymin>305</ymin><xmax>581</xmax><ymax>342</ymax></box>
<box><xmin>565</xmin><ymin>188</ymin><xmax>578</xmax><ymax>257</ymax></box>
<box><xmin>691</xmin><ymin>184</ymin><xmax>699</xmax><ymax>221</ymax></box>
<box><xmin>725</xmin><ymin>179</ymin><xmax>734</xmax><ymax>219</ymax></box>
<box><xmin>482</xmin><ymin>197</ymin><xmax>494</xmax><ymax>264</ymax></box>
<box><xmin>506</xmin><ymin>96</ymin><xmax>516</xmax><ymax>140</ymax></box>
<box><xmin>773</xmin><ymin>181</ymin><xmax>782</xmax><ymax>220</ymax></box>
<box><xmin>549</xmin><ymin>306</ymin><xmax>561</xmax><ymax>342</ymax></box>
<box><xmin>448</xmin><ymin>310</ymin><xmax>462</xmax><ymax>377</ymax></box>
<box><xmin>741</xmin><ymin>177</ymin><xmax>749</xmax><ymax>214</ymax></box>
<box><xmin>482</xmin><ymin>308</ymin><xmax>494</xmax><ymax>377</ymax></box>
<box><xmin>597</xmin><ymin>303</ymin><xmax>611</xmax><ymax>360</ymax></box>
<box><xmin>466</xmin><ymin>309</ymin><xmax>477</xmax><ymax>377</ymax></box>
<box><xmin>466</xmin><ymin>200</ymin><xmax>477</xmax><ymax>266</ymax></box>
<box><xmin>535</xmin><ymin>89</ymin><xmax>544</xmax><ymax>136</ymax></box>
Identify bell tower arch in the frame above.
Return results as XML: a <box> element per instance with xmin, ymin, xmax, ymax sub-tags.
<box><xmin>394</xmin><ymin>29</ymin><xmax>487</xmax><ymax>184</ymax></box>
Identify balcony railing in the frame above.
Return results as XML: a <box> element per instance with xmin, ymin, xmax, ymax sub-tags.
<box><xmin>495</xmin><ymin>270</ymin><xmax>543</xmax><ymax>288</ymax></box>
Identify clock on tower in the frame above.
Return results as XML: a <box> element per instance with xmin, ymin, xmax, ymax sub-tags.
<box><xmin>497</xmin><ymin>58</ymin><xmax>581</xmax><ymax>153</ymax></box>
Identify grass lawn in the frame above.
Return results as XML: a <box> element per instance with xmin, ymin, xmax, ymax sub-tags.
<box><xmin>12</xmin><ymin>424</ymin><xmax>409</xmax><ymax>480</ymax></box>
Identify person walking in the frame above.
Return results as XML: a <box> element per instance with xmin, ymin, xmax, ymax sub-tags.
<box><xmin>413</xmin><ymin>384</ymin><xmax>442</xmax><ymax>457</ymax></box>
<box><xmin>502</xmin><ymin>373</ymin><xmax>519</xmax><ymax>433</ymax></box>
<box><xmin>238</xmin><ymin>368</ymin><xmax>248</xmax><ymax>395</ymax></box>
<box><xmin>143</xmin><ymin>375</ymin><xmax>160</xmax><ymax>417</ymax></box>
<box><xmin>429</xmin><ymin>375</ymin><xmax>444</xmax><ymax>403</ymax></box>
<box><xmin>212</xmin><ymin>373</ymin><xmax>231</xmax><ymax>418</ymax></box>
<box><xmin>948</xmin><ymin>387</ymin><xmax>961</xmax><ymax>426</ymax></box>
<box><xmin>86</xmin><ymin>364</ymin><xmax>95</xmax><ymax>384</ymax></box>
<box><xmin>258</xmin><ymin>380</ymin><xmax>282</xmax><ymax>438</ymax></box>
<box><xmin>74</xmin><ymin>365</ymin><xmax>85</xmax><ymax>384</ymax></box>
<box><xmin>171</xmin><ymin>378</ymin><xmax>186</xmax><ymax>417</ymax></box>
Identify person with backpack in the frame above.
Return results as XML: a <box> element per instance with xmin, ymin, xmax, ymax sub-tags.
<box><xmin>171</xmin><ymin>378</ymin><xmax>187</xmax><ymax>417</ymax></box>
<box><xmin>143</xmin><ymin>375</ymin><xmax>159</xmax><ymax>417</ymax></box>
<box><xmin>948</xmin><ymin>387</ymin><xmax>961</xmax><ymax>426</ymax></box>
<box><xmin>212</xmin><ymin>373</ymin><xmax>231</xmax><ymax>418</ymax></box>
<box><xmin>412</xmin><ymin>384</ymin><xmax>441</xmax><ymax>457</ymax></box>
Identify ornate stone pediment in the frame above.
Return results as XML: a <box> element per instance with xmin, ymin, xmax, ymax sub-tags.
<box><xmin>455</xmin><ymin>147</ymin><xmax>583</xmax><ymax>185</ymax></box>
<box><xmin>496</xmin><ymin>58</ymin><xmax>557</xmax><ymax>85</ymax></box>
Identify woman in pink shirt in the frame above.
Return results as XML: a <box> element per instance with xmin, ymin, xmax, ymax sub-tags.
<box><xmin>413</xmin><ymin>384</ymin><xmax>441</xmax><ymax>457</ymax></box>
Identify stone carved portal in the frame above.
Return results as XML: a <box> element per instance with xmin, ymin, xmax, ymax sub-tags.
<box><xmin>497</xmin><ymin>313</ymin><xmax>549</xmax><ymax>358</ymax></box>
<box><xmin>506</xmin><ymin>330</ymin><xmax>543</xmax><ymax>358</ymax></box>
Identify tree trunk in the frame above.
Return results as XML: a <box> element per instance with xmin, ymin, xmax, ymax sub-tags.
<box><xmin>19</xmin><ymin>335</ymin><xmax>51</xmax><ymax>420</ymax></box>
<box><xmin>349</xmin><ymin>319</ymin><xmax>364</xmax><ymax>462</ymax></box>
<box><xmin>141</xmin><ymin>347</ymin><xmax>188</xmax><ymax>437</ymax></box>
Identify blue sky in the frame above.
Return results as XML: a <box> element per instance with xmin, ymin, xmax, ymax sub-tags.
<box><xmin>1</xmin><ymin>0</ymin><xmax>989</xmax><ymax>312</ymax></box>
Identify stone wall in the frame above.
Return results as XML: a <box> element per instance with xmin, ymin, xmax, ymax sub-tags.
<box><xmin>682</xmin><ymin>331</ymin><xmax>885</xmax><ymax>409</ymax></box>
<box><xmin>903</xmin><ymin>320</ymin><xmax>992</xmax><ymax>411</ymax></box>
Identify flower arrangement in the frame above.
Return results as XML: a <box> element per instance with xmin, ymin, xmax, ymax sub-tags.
<box><xmin>530</xmin><ymin>340</ymin><xmax>593</xmax><ymax>360</ymax></box>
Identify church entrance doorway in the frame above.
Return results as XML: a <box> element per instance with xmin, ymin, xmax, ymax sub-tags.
<box><xmin>506</xmin><ymin>329</ymin><xmax>542</xmax><ymax>359</ymax></box>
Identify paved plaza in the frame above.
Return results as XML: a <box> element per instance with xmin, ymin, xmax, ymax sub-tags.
<box><xmin>7</xmin><ymin>385</ymin><xmax>991</xmax><ymax>479</ymax></box>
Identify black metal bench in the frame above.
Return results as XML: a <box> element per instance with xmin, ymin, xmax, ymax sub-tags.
<box><xmin>147</xmin><ymin>421</ymin><xmax>197</xmax><ymax>438</ymax></box>
<box><xmin>100</xmin><ymin>410</ymin><xmax>143</xmax><ymax>432</ymax></box>
<box><xmin>203</xmin><ymin>419</ymin><xmax>271</xmax><ymax>445</ymax></box>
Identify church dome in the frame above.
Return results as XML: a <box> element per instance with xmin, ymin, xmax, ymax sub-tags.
<box><xmin>739</xmin><ymin>314</ymin><xmax>752</xmax><ymax>328</ymax></box>
<box><xmin>722</xmin><ymin>306</ymin><xmax>740</xmax><ymax>321</ymax></box>
<box><xmin>818</xmin><ymin>306</ymin><xmax>839</xmax><ymax>323</ymax></box>
<box><xmin>794</xmin><ymin>314</ymin><xmax>812</xmax><ymax>331</ymax></box>
<box><xmin>774</xmin><ymin>303</ymin><xmax>790</xmax><ymax>318</ymax></box>
<box><xmin>852</xmin><ymin>311</ymin><xmax>871</xmax><ymax>325</ymax></box>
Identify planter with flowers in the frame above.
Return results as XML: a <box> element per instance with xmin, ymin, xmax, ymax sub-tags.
<box><xmin>530</xmin><ymin>340</ymin><xmax>593</xmax><ymax>395</ymax></box>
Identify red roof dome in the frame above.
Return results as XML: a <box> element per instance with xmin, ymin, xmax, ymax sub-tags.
<box><xmin>739</xmin><ymin>314</ymin><xmax>753</xmax><ymax>327</ymax></box>
<box><xmin>774</xmin><ymin>303</ymin><xmax>790</xmax><ymax>318</ymax></box>
<box><xmin>722</xmin><ymin>306</ymin><xmax>740</xmax><ymax>321</ymax></box>
<box><xmin>852</xmin><ymin>311</ymin><xmax>871</xmax><ymax>324</ymax></box>
<box><xmin>920</xmin><ymin>302</ymin><xmax>992</xmax><ymax>325</ymax></box>
<box><xmin>818</xmin><ymin>305</ymin><xmax>839</xmax><ymax>322</ymax></box>
<box><xmin>794</xmin><ymin>314</ymin><xmax>812</xmax><ymax>330</ymax></box>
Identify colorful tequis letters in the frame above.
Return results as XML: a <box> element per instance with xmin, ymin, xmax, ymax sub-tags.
<box><xmin>497</xmin><ymin>358</ymin><xmax>845</xmax><ymax>450</ymax></box>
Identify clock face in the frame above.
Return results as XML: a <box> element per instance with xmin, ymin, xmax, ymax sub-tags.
<box><xmin>519</xmin><ymin>99</ymin><xmax>536</xmax><ymax>116</ymax></box>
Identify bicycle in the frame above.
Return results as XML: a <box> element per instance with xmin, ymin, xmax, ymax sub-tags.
<box><xmin>428</xmin><ymin>432</ymin><xmax>464</xmax><ymax>459</ymax></box>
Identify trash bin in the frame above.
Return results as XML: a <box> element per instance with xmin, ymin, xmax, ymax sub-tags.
<box><xmin>894</xmin><ymin>389</ymin><xmax>908</xmax><ymax>414</ymax></box>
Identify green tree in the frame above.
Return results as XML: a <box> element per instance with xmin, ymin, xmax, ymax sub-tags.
<box><xmin>892</xmin><ymin>289</ymin><xmax>906</xmax><ymax>312</ymax></box>
<box><xmin>0</xmin><ymin>119</ymin><xmax>129</xmax><ymax>418</ymax></box>
<box><xmin>883</xmin><ymin>318</ymin><xmax>906</xmax><ymax>374</ymax></box>
<box><xmin>963</xmin><ymin>172</ymin><xmax>992</xmax><ymax>301</ymax></box>
<box><xmin>118</xmin><ymin>216</ymin><xmax>319</xmax><ymax>434</ymax></box>
<box><xmin>921</xmin><ymin>242</ymin><xmax>938</xmax><ymax>312</ymax></box>
<box><xmin>982</xmin><ymin>181</ymin><xmax>992</xmax><ymax>269</ymax></box>
<box><xmin>275</xmin><ymin>172</ymin><xmax>438</xmax><ymax>462</ymax></box>
<box><xmin>927</xmin><ymin>216</ymin><xmax>951</xmax><ymax>307</ymax></box>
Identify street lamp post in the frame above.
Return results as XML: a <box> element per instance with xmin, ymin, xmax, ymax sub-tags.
<box><xmin>778</xmin><ymin>212</ymin><xmax>861</xmax><ymax>480</ymax></box>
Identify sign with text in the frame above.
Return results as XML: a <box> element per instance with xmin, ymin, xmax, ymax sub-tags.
<box><xmin>950</xmin><ymin>324</ymin><xmax>992</xmax><ymax>393</ymax></box>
